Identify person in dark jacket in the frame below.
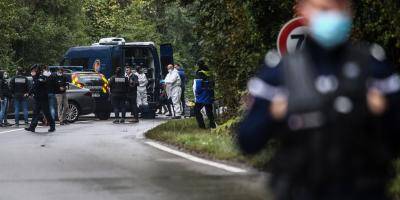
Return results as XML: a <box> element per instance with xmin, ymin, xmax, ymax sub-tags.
<box><xmin>238</xmin><ymin>0</ymin><xmax>400</xmax><ymax>199</ymax></box>
<box><xmin>45</xmin><ymin>65</ymin><xmax>57</xmax><ymax>122</ymax></box>
<box><xmin>25</xmin><ymin>65</ymin><xmax>55</xmax><ymax>132</ymax></box>
<box><xmin>54</xmin><ymin>68</ymin><xmax>69</xmax><ymax>125</ymax></box>
<box><xmin>126</xmin><ymin>66</ymin><xmax>139</xmax><ymax>123</ymax></box>
<box><xmin>10</xmin><ymin>67</ymin><xmax>29</xmax><ymax>127</ymax></box>
<box><xmin>109</xmin><ymin>67</ymin><xmax>129</xmax><ymax>124</ymax></box>
<box><xmin>193</xmin><ymin>70</ymin><xmax>216</xmax><ymax>129</ymax></box>
<box><xmin>0</xmin><ymin>70</ymin><xmax>11</xmax><ymax>127</ymax></box>
<box><xmin>175</xmin><ymin>64</ymin><xmax>187</xmax><ymax>112</ymax></box>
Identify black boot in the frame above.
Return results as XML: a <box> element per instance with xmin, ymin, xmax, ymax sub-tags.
<box><xmin>25</xmin><ymin>127</ymin><xmax>35</xmax><ymax>132</ymax></box>
<box><xmin>48</xmin><ymin>126</ymin><xmax>56</xmax><ymax>132</ymax></box>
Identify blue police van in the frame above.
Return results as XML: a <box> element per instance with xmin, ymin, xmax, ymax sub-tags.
<box><xmin>61</xmin><ymin>38</ymin><xmax>174</xmax><ymax>118</ymax></box>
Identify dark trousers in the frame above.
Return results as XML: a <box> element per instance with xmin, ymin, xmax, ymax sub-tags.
<box><xmin>181</xmin><ymin>86</ymin><xmax>185</xmax><ymax>111</ymax></box>
<box><xmin>128</xmin><ymin>96</ymin><xmax>139</xmax><ymax>120</ymax></box>
<box><xmin>112</xmin><ymin>95</ymin><xmax>126</xmax><ymax>119</ymax></box>
<box><xmin>194</xmin><ymin>103</ymin><xmax>216</xmax><ymax>129</ymax></box>
<box><xmin>30</xmin><ymin>98</ymin><xmax>55</xmax><ymax>129</ymax></box>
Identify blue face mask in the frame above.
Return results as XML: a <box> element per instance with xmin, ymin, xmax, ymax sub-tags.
<box><xmin>310</xmin><ymin>11</ymin><xmax>352</xmax><ymax>49</ymax></box>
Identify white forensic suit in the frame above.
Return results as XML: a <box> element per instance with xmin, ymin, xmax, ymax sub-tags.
<box><xmin>136</xmin><ymin>72</ymin><xmax>148</xmax><ymax>106</ymax></box>
<box><xmin>165</xmin><ymin>69</ymin><xmax>182</xmax><ymax>116</ymax></box>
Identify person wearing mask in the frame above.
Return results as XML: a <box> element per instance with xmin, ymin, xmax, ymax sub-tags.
<box><xmin>10</xmin><ymin>67</ymin><xmax>29</xmax><ymax>127</ymax></box>
<box><xmin>126</xmin><ymin>66</ymin><xmax>139</xmax><ymax>123</ymax></box>
<box><xmin>43</xmin><ymin>65</ymin><xmax>57</xmax><ymax>121</ymax></box>
<box><xmin>54</xmin><ymin>68</ymin><xmax>69</xmax><ymax>125</ymax></box>
<box><xmin>175</xmin><ymin>63</ymin><xmax>187</xmax><ymax>112</ymax></box>
<box><xmin>25</xmin><ymin>65</ymin><xmax>55</xmax><ymax>132</ymax></box>
<box><xmin>109</xmin><ymin>67</ymin><xmax>129</xmax><ymax>124</ymax></box>
<box><xmin>165</xmin><ymin>64</ymin><xmax>182</xmax><ymax>119</ymax></box>
<box><xmin>135</xmin><ymin>65</ymin><xmax>148</xmax><ymax>107</ymax></box>
<box><xmin>193</xmin><ymin>70</ymin><xmax>216</xmax><ymax>129</ymax></box>
<box><xmin>0</xmin><ymin>70</ymin><xmax>11</xmax><ymax>127</ymax></box>
<box><xmin>238</xmin><ymin>0</ymin><xmax>400</xmax><ymax>199</ymax></box>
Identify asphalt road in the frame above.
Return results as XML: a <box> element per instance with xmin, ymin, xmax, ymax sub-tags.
<box><xmin>0</xmin><ymin>118</ymin><xmax>269</xmax><ymax>200</ymax></box>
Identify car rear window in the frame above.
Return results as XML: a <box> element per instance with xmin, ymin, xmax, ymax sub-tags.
<box><xmin>77</xmin><ymin>74</ymin><xmax>103</xmax><ymax>85</ymax></box>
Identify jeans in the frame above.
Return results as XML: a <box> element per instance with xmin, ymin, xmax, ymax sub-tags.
<box><xmin>14</xmin><ymin>97</ymin><xmax>29</xmax><ymax>125</ymax></box>
<box><xmin>48</xmin><ymin>93</ymin><xmax>56</xmax><ymax>121</ymax></box>
<box><xmin>0</xmin><ymin>97</ymin><xmax>8</xmax><ymax>124</ymax></box>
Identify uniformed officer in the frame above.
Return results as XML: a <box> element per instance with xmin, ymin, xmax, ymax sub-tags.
<box><xmin>25</xmin><ymin>65</ymin><xmax>55</xmax><ymax>132</ymax></box>
<box><xmin>193</xmin><ymin>70</ymin><xmax>216</xmax><ymax>129</ymax></box>
<box><xmin>126</xmin><ymin>66</ymin><xmax>139</xmax><ymax>123</ymax></box>
<box><xmin>109</xmin><ymin>67</ymin><xmax>129</xmax><ymax>124</ymax></box>
<box><xmin>0</xmin><ymin>70</ymin><xmax>11</xmax><ymax>127</ymax></box>
<box><xmin>10</xmin><ymin>67</ymin><xmax>30</xmax><ymax>127</ymax></box>
<box><xmin>238</xmin><ymin>0</ymin><xmax>400</xmax><ymax>199</ymax></box>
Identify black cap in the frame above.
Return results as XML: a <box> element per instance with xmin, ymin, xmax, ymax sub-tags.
<box><xmin>30</xmin><ymin>64</ymin><xmax>40</xmax><ymax>71</ymax></box>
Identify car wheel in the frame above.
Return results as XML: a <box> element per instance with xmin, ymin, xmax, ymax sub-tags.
<box><xmin>66</xmin><ymin>102</ymin><xmax>80</xmax><ymax>123</ymax></box>
<box><xmin>96</xmin><ymin>112</ymin><xmax>110</xmax><ymax>120</ymax></box>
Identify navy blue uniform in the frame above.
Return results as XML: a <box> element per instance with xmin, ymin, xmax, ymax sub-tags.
<box><xmin>238</xmin><ymin>39</ymin><xmax>400</xmax><ymax>200</ymax></box>
<box><xmin>109</xmin><ymin>75</ymin><xmax>129</xmax><ymax>120</ymax></box>
<box><xmin>193</xmin><ymin>71</ymin><xmax>216</xmax><ymax>129</ymax></box>
<box><xmin>29</xmin><ymin>75</ymin><xmax>55</xmax><ymax>131</ymax></box>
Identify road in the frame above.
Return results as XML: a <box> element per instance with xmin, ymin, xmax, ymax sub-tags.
<box><xmin>0</xmin><ymin>117</ymin><xmax>269</xmax><ymax>200</ymax></box>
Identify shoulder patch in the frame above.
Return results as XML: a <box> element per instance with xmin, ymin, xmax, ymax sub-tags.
<box><xmin>264</xmin><ymin>50</ymin><xmax>281</xmax><ymax>68</ymax></box>
<box><xmin>370</xmin><ymin>43</ymin><xmax>386</xmax><ymax>61</ymax></box>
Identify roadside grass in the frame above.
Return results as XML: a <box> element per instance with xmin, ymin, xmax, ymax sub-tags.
<box><xmin>146</xmin><ymin>118</ymin><xmax>274</xmax><ymax>169</ymax></box>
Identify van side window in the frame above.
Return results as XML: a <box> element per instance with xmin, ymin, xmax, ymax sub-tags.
<box><xmin>70</xmin><ymin>58</ymin><xmax>89</xmax><ymax>70</ymax></box>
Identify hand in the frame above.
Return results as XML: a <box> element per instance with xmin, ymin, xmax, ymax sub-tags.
<box><xmin>270</xmin><ymin>95</ymin><xmax>288</xmax><ymax>120</ymax></box>
<box><xmin>60</xmin><ymin>87</ymin><xmax>65</xmax><ymax>91</ymax></box>
<box><xmin>24</xmin><ymin>93</ymin><xmax>29</xmax><ymax>97</ymax></box>
<box><xmin>367</xmin><ymin>88</ymin><xmax>387</xmax><ymax>115</ymax></box>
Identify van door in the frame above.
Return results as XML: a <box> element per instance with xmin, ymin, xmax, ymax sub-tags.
<box><xmin>160</xmin><ymin>44</ymin><xmax>174</xmax><ymax>76</ymax></box>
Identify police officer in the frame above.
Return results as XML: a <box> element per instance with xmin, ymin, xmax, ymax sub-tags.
<box><xmin>109</xmin><ymin>67</ymin><xmax>129</xmax><ymax>124</ymax></box>
<box><xmin>193</xmin><ymin>70</ymin><xmax>216</xmax><ymax>129</ymax></box>
<box><xmin>238</xmin><ymin>0</ymin><xmax>400</xmax><ymax>199</ymax></box>
<box><xmin>10</xmin><ymin>67</ymin><xmax>30</xmax><ymax>127</ymax></box>
<box><xmin>25</xmin><ymin>65</ymin><xmax>55</xmax><ymax>132</ymax></box>
<box><xmin>175</xmin><ymin>64</ymin><xmax>186</xmax><ymax>112</ymax></box>
<box><xmin>45</xmin><ymin>66</ymin><xmax>57</xmax><ymax>121</ymax></box>
<box><xmin>126</xmin><ymin>66</ymin><xmax>139</xmax><ymax>123</ymax></box>
<box><xmin>0</xmin><ymin>70</ymin><xmax>11</xmax><ymax>127</ymax></box>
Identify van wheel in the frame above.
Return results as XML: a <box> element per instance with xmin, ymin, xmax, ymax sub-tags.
<box><xmin>66</xmin><ymin>102</ymin><xmax>80</xmax><ymax>123</ymax></box>
<box><xmin>96</xmin><ymin>112</ymin><xmax>110</xmax><ymax>120</ymax></box>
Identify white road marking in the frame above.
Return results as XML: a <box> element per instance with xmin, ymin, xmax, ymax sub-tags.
<box><xmin>0</xmin><ymin>129</ymin><xmax>24</xmax><ymax>135</ymax></box>
<box><xmin>146</xmin><ymin>141</ymin><xmax>247</xmax><ymax>173</ymax></box>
